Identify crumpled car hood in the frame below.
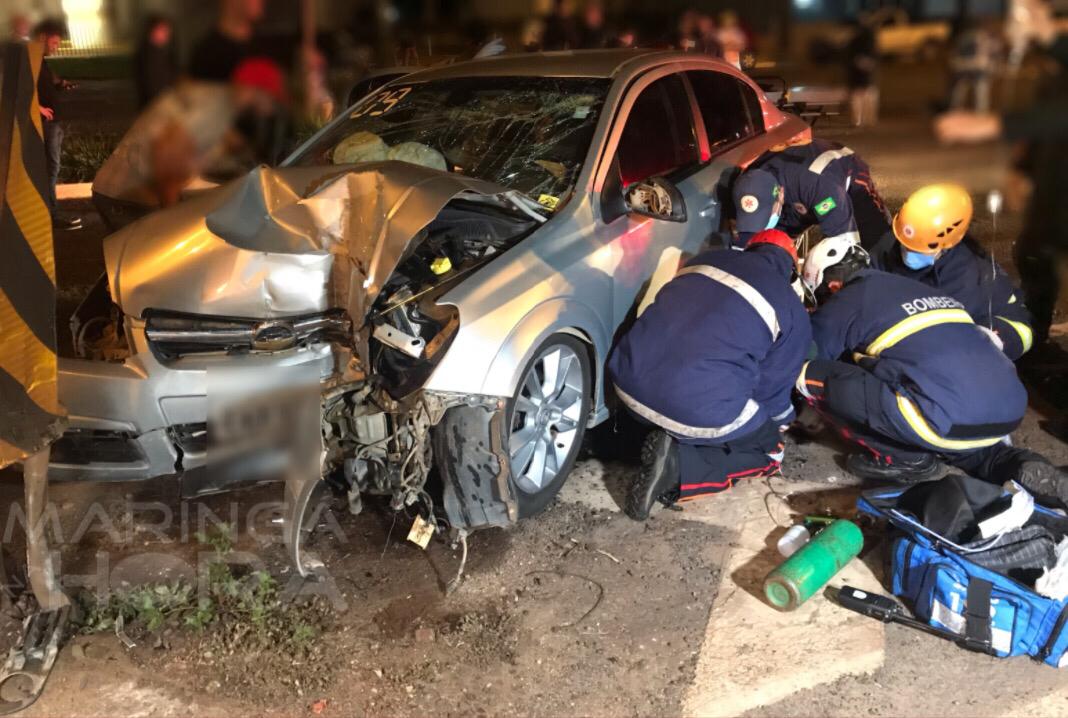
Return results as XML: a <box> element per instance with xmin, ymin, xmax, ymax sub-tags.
<box><xmin>104</xmin><ymin>162</ymin><xmax>531</xmax><ymax>321</ymax></box>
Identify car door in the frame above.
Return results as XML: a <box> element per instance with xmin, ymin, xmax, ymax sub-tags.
<box><xmin>592</xmin><ymin>71</ymin><xmax>710</xmax><ymax>328</ymax></box>
<box><xmin>683</xmin><ymin>68</ymin><xmax>770</xmax><ymax>242</ymax></box>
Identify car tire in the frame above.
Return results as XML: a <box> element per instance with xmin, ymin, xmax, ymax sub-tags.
<box><xmin>506</xmin><ymin>334</ymin><xmax>592</xmax><ymax>517</ymax></box>
<box><xmin>506</xmin><ymin>337</ymin><xmax>593</xmax><ymax>517</ymax></box>
<box><xmin>433</xmin><ymin>333</ymin><xmax>592</xmax><ymax>525</ymax></box>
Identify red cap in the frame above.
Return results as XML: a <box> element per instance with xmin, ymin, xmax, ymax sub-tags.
<box><xmin>746</xmin><ymin>229</ymin><xmax>798</xmax><ymax>266</ymax></box>
<box><xmin>231</xmin><ymin>57</ymin><xmax>287</xmax><ymax>104</ymax></box>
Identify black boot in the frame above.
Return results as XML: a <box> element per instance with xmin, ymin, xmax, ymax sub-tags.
<box><xmin>846</xmin><ymin>452</ymin><xmax>942</xmax><ymax>484</ymax></box>
<box><xmin>1014</xmin><ymin>461</ymin><xmax>1068</xmax><ymax>510</ymax></box>
<box><xmin>626</xmin><ymin>430</ymin><xmax>680</xmax><ymax>521</ymax></box>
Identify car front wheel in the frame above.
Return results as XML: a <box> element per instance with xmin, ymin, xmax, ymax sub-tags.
<box><xmin>507</xmin><ymin>334</ymin><xmax>592</xmax><ymax>517</ymax></box>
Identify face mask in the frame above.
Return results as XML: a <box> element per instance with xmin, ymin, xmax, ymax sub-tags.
<box><xmin>765</xmin><ymin>212</ymin><xmax>780</xmax><ymax>230</ymax></box>
<box><xmin>902</xmin><ymin>248</ymin><xmax>937</xmax><ymax>270</ymax></box>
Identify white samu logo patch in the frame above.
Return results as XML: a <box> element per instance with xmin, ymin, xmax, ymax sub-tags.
<box><xmin>740</xmin><ymin>195</ymin><xmax>760</xmax><ymax>213</ymax></box>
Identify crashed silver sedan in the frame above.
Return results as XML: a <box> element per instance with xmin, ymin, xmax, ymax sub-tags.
<box><xmin>55</xmin><ymin>50</ymin><xmax>808</xmax><ymax>544</ymax></box>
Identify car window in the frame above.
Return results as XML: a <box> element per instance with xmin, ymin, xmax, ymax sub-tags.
<box><xmin>616</xmin><ymin>74</ymin><xmax>699</xmax><ymax>186</ymax></box>
<box><xmin>686</xmin><ymin>71</ymin><xmax>764</xmax><ymax>155</ymax></box>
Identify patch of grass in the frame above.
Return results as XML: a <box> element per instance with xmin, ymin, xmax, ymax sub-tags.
<box><xmin>77</xmin><ymin>525</ymin><xmax>331</xmax><ymax>655</ymax></box>
<box><xmin>60</xmin><ymin>132</ymin><xmax>119</xmax><ymax>184</ymax></box>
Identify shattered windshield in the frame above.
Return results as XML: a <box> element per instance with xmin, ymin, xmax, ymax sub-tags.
<box><xmin>288</xmin><ymin>76</ymin><xmax>610</xmax><ymax>209</ymax></box>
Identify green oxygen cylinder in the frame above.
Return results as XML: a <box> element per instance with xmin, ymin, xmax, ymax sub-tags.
<box><xmin>764</xmin><ymin>519</ymin><xmax>864</xmax><ymax>611</ymax></box>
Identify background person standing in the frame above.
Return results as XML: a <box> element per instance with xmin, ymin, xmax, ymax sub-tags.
<box><xmin>188</xmin><ymin>0</ymin><xmax>266</xmax><ymax>82</ymax></box>
<box><xmin>34</xmin><ymin>19</ymin><xmax>80</xmax><ymax>230</ymax></box>
<box><xmin>935</xmin><ymin>4</ymin><xmax>1068</xmax><ymax>354</ymax></box>
<box><xmin>133</xmin><ymin>14</ymin><xmax>179</xmax><ymax>109</ymax></box>
<box><xmin>948</xmin><ymin>19</ymin><xmax>1002</xmax><ymax>113</ymax></box>
<box><xmin>541</xmin><ymin>0</ymin><xmax>579</xmax><ymax>51</ymax></box>
<box><xmin>846</xmin><ymin>14</ymin><xmax>879</xmax><ymax>127</ymax></box>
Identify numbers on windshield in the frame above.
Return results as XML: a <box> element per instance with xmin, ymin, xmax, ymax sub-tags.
<box><xmin>350</xmin><ymin>87</ymin><xmax>413</xmax><ymax>119</ymax></box>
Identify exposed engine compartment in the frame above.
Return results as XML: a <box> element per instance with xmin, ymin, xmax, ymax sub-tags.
<box><xmin>320</xmin><ymin>197</ymin><xmax>537</xmax><ymax>517</ymax></box>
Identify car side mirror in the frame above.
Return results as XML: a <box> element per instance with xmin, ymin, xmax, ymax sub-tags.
<box><xmin>625</xmin><ymin>177</ymin><xmax>687</xmax><ymax>223</ymax></box>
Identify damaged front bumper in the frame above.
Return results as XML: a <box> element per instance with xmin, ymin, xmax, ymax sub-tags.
<box><xmin>52</xmin><ymin>318</ymin><xmax>335</xmax><ymax>486</ymax></box>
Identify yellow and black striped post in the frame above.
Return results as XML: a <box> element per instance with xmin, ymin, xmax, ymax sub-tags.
<box><xmin>0</xmin><ymin>41</ymin><xmax>66</xmax><ymax>469</ymax></box>
<box><xmin>0</xmin><ymin>46</ymin><xmax>71</xmax><ymax>700</ymax></box>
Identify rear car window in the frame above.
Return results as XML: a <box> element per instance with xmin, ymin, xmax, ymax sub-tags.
<box><xmin>616</xmin><ymin>74</ymin><xmax>699</xmax><ymax>186</ymax></box>
<box><xmin>686</xmin><ymin>70</ymin><xmax>765</xmax><ymax>154</ymax></box>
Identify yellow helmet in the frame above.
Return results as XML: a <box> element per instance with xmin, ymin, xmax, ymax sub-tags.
<box><xmin>892</xmin><ymin>183</ymin><xmax>973</xmax><ymax>254</ymax></box>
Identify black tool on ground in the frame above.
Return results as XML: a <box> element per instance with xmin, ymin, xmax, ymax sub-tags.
<box><xmin>837</xmin><ymin>585</ymin><xmax>998</xmax><ymax>656</ymax></box>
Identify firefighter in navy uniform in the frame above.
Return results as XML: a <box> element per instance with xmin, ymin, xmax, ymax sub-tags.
<box><xmin>607</xmin><ymin>230</ymin><xmax>812</xmax><ymax>520</ymax></box>
<box><xmin>866</xmin><ymin>183</ymin><xmax>1034</xmax><ymax>360</ymax></box>
<box><xmin>731</xmin><ymin>138</ymin><xmax>890</xmax><ymax>249</ymax></box>
<box><xmin>797</xmin><ymin>237</ymin><xmax>1068</xmax><ymax>507</ymax></box>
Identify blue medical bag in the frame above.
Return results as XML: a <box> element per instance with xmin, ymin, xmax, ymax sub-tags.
<box><xmin>858</xmin><ymin>485</ymin><xmax>1068</xmax><ymax>667</ymax></box>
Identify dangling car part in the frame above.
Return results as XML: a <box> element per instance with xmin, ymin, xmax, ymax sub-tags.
<box><xmin>54</xmin><ymin>50</ymin><xmax>809</xmax><ymax>572</ymax></box>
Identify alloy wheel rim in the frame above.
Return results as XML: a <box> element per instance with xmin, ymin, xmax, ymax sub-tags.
<box><xmin>509</xmin><ymin>344</ymin><xmax>584</xmax><ymax>494</ymax></box>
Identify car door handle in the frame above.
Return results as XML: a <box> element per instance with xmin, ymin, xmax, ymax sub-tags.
<box><xmin>699</xmin><ymin>199</ymin><xmax>719</xmax><ymax>218</ymax></box>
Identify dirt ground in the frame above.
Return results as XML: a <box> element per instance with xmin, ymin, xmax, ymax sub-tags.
<box><xmin>0</xmin><ymin>475</ymin><xmax>729</xmax><ymax>716</ymax></box>
<box><xmin>3</xmin><ymin>66</ymin><xmax>1068</xmax><ymax>717</ymax></box>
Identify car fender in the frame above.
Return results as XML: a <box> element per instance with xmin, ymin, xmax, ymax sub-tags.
<box><xmin>482</xmin><ymin>297</ymin><xmax>609</xmax><ymax>411</ymax></box>
<box><xmin>425</xmin><ymin>296</ymin><xmax>610</xmax><ymax>415</ymax></box>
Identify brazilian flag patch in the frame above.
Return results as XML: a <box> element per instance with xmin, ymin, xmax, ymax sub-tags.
<box><xmin>814</xmin><ymin>196</ymin><xmax>837</xmax><ymax>216</ymax></box>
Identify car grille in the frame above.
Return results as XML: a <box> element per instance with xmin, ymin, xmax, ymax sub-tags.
<box><xmin>144</xmin><ymin>310</ymin><xmax>351</xmax><ymax>360</ymax></box>
<box><xmin>50</xmin><ymin>429</ymin><xmax>144</xmax><ymax>465</ymax></box>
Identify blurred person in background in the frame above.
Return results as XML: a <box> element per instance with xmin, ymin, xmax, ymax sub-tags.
<box><xmin>35</xmin><ymin>19</ymin><xmax>81</xmax><ymax>231</ymax></box>
<box><xmin>577</xmin><ymin>1</ymin><xmax>610</xmax><ymax>49</ymax></box>
<box><xmin>301</xmin><ymin>44</ymin><xmax>335</xmax><ymax>122</ymax></box>
<box><xmin>134</xmin><ymin>14</ymin><xmax>179</xmax><ymax>109</ymax></box>
<box><xmin>936</xmin><ymin>2</ymin><xmax>1068</xmax><ymax>358</ymax></box>
<box><xmin>464</xmin><ymin>19</ymin><xmax>507</xmax><ymax>58</ymax></box>
<box><xmin>10</xmin><ymin>12</ymin><xmax>31</xmax><ymax>41</ymax></box>
<box><xmin>716</xmin><ymin>10</ymin><xmax>747</xmax><ymax>68</ymax></box>
<box><xmin>614</xmin><ymin>27</ymin><xmax>638</xmax><ymax>49</ymax></box>
<box><xmin>91</xmin><ymin>57</ymin><xmax>287</xmax><ymax>232</ymax></box>
<box><xmin>948</xmin><ymin>19</ymin><xmax>1002</xmax><ymax>113</ymax></box>
<box><xmin>846</xmin><ymin>13</ymin><xmax>879</xmax><ymax>127</ymax></box>
<box><xmin>542</xmin><ymin>0</ymin><xmax>579</xmax><ymax>51</ymax></box>
<box><xmin>520</xmin><ymin>17</ymin><xmax>545</xmax><ymax>51</ymax></box>
<box><xmin>188</xmin><ymin>0</ymin><xmax>266</xmax><ymax>82</ymax></box>
<box><xmin>695</xmin><ymin>14</ymin><xmax>723</xmax><ymax>58</ymax></box>
<box><xmin>676</xmin><ymin>10</ymin><xmax>699</xmax><ymax>51</ymax></box>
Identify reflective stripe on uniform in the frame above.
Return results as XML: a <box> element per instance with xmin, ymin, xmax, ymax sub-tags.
<box><xmin>615</xmin><ymin>384</ymin><xmax>761</xmax><ymax>440</ymax></box>
<box><xmin>676</xmin><ymin>265</ymin><xmax>781</xmax><ymax>339</ymax></box>
<box><xmin>895</xmin><ymin>394</ymin><xmax>1005</xmax><ymax>451</ymax></box>
<box><xmin>808</xmin><ymin>147</ymin><xmax>854</xmax><ymax>175</ymax></box>
<box><xmin>995</xmin><ymin>315</ymin><xmax>1033</xmax><ymax>354</ymax></box>
<box><xmin>771</xmin><ymin>406</ymin><xmax>794</xmax><ymax>423</ymax></box>
<box><xmin>866</xmin><ymin>308</ymin><xmax>973</xmax><ymax>356</ymax></box>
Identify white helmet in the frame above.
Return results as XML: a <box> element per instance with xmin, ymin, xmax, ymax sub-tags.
<box><xmin>801</xmin><ymin>235</ymin><xmax>869</xmax><ymax>294</ymax></box>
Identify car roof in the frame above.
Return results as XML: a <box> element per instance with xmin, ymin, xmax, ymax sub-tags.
<box><xmin>396</xmin><ymin>49</ymin><xmax>733</xmax><ymax>82</ymax></box>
